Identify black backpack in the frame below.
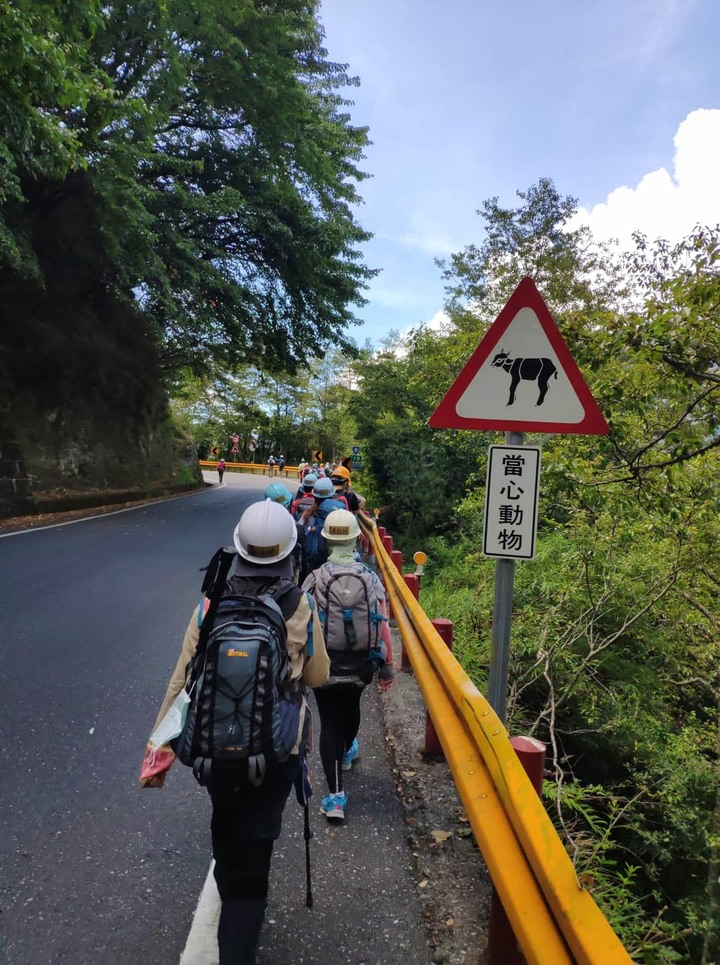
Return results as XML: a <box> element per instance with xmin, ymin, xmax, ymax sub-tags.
<box><xmin>173</xmin><ymin>548</ymin><xmax>303</xmax><ymax>786</ymax></box>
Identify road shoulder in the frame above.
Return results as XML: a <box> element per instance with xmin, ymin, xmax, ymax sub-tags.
<box><xmin>382</xmin><ymin>655</ymin><xmax>492</xmax><ymax>964</ymax></box>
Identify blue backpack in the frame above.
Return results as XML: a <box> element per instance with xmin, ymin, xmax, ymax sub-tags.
<box><xmin>302</xmin><ymin>497</ymin><xmax>347</xmax><ymax>572</ymax></box>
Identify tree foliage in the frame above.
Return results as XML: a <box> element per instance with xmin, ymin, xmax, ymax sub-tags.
<box><xmin>0</xmin><ymin>0</ymin><xmax>374</xmax><ymax>375</ymax></box>
<box><xmin>171</xmin><ymin>349</ymin><xmax>357</xmax><ymax>464</ymax></box>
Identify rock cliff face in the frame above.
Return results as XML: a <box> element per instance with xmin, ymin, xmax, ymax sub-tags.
<box><xmin>0</xmin><ymin>174</ymin><xmax>201</xmax><ymax>518</ymax></box>
<box><xmin>0</xmin><ymin>295</ymin><xmax>200</xmax><ymax>516</ymax></box>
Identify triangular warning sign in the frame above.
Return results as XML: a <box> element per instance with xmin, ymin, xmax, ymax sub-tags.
<box><xmin>429</xmin><ymin>277</ymin><xmax>608</xmax><ymax>435</ymax></box>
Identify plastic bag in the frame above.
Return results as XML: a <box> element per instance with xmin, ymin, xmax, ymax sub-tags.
<box><xmin>149</xmin><ymin>689</ymin><xmax>190</xmax><ymax>748</ymax></box>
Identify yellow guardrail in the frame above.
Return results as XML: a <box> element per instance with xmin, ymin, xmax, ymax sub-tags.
<box><xmin>199</xmin><ymin>460</ymin><xmax>301</xmax><ymax>478</ymax></box>
<box><xmin>362</xmin><ymin>517</ymin><xmax>632</xmax><ymax>965</ymax></box>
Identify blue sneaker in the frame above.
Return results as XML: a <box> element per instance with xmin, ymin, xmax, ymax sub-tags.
<box><xmin>320</xmin><ymin>791</ymin><xmax>347</xmax><ymax>820</ymax></box>
<box><xmin>341</xmin><ymin>738</ymin><xmax>359</xmax><ymax>772</ymax></box>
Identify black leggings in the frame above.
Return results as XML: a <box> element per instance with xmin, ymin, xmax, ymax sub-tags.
<box><xmin>313</xmin><ymin>685</ymin><xmax>364</xmax><ymax>794</ymax></box>
<box><xmin>209</xmin><ymin>756</ymin><xmax>299</xmax><ymax>900</ymax></box>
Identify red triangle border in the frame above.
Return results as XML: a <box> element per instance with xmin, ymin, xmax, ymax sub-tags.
<box><xmin>428</xmin><ymin>277</ymin><xmax>609</xmax><ymax>435</ymax></box>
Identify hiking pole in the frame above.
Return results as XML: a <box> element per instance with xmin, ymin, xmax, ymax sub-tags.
<box><xmin>295</xmin><ymin>754</ymin><xmax>314</xmax><ymax>908</ymax></box>
<box><xmin>303</xmin><ymin>801</ymin><xmax>313</xmax><ymax>908</ymax></box>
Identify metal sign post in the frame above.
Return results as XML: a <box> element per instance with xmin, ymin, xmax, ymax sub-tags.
<box><xmin>489</xmin><ymin>555</ymin><xmax>515</xmax><ymax>722</ymax></box>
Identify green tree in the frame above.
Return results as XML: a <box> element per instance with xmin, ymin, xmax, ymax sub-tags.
<box><xmin>171</xmin><ymin>348</ymin><xmax>357</xmax><ymax>463</ymax></box>
<box><xmin>1</xmin><ymin>0</ymin><xmax>375</xmax><ymax>376</ymax></box>
<box><xmin>341</xmin><ymin>178</ymin><xmax>718</xmax><ymax>958</ymax></box>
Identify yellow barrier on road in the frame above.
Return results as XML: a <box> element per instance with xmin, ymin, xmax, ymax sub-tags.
<box><xmin>199</xmin><ymin>460</ymin><xmax>301</xmax><ymax>478</ymax></box>
<box><xmin>364</xmin><ymin>517</ymin><xmax>632</xmax><ymax>965</ymax></box>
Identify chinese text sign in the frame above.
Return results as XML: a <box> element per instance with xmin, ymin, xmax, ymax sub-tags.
<box><xmin>483</xmin><ymin>446</ymin><xmax>541</xmax><ymax>560</ymax></box>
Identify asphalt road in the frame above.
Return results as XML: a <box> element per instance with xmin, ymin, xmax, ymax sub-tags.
<box><xmin>0</xmin><ymin>472</ymin><xmax>431</xmax><ymax>965</ymax></box>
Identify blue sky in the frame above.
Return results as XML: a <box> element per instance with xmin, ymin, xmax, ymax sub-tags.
<box><xmin>318</xmin><ymin>0</ymin><xmax>720</xmax><ymax>346</ymax></box>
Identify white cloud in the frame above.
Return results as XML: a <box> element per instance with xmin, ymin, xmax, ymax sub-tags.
<box><xmin>423</xmin><ymin>309</ymin><xmax>453</xmax><ymax>333</ymax></box>
<box><xmin>380</xmin><ymin>213</ymin><xmax>458</xmax><ymax>256</ymax></box>
<box><xmin>570</xmin><ymin>109</ymin><xmax>720</xmax><ymax>247</ymax></box>
<box><xmin>367</xmin><ymin>284</ymin><xmax>433</xmax><ymax>310</ymax></box>
<box><xmin>390</xmin><ymin>308</ymin><xmax>453</xmax><ymax>358</ymax></box>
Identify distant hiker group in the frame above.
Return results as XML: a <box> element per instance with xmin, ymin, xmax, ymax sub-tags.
<box><xmin>140</xmin><ymin>462</ymin><xmax>393</xmax><ymax>963</ymax></box>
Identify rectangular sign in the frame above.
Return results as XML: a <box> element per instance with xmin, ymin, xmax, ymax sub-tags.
<box><xmin>483</xmin><ymin>445</ymin><xmax>541</xmax><ymax>560</ymax></box>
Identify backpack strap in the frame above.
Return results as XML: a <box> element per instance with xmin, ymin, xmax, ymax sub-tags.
<box><xmin>272</xmin><ymin>579</ymin><xmax>303</xmax><ymax>621</ymax></box>
<box><xmin>304</xmin><ymin>592</ymin><xmax>315</xmax><ymax>658</ymax></box>
<box><xmin>195</xmin><ymin>546</ymin><xmax>236</xmax><ymax>654</ymax></box>
<box><xmin>200</xmin><ymin>546</ymin><xmax>231</xmax><ymax>596</ymax></box>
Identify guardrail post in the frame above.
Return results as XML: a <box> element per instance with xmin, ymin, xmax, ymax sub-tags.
<box><xmin>423</xmin><ymin>619</ymin><xmax>454</xmax><ymax>755</ymax></box>
<box><xmin>403</xmin><ymin>574</ymin><xmax>418</xmax><ymax>599</ymax></box>
<box><xmin>487</xmin><ymin>736</ymin><xmax>547</xmax><ymax>965</ymax></box>
<box><xmin>377</xmin><ymin>525</ymin><xmax>387</xmax><ymax>541</ymax></box>
<box><xmin>381</xmin><ymin>533</ymin><xmax>393</xmax><ymax>556</ymax></box>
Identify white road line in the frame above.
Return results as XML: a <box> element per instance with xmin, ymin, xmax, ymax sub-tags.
<box><xmin>0</xmin><ymin>486</ymin><xmax>216</xmax><ymax>539</ymax></box>
<box><xmin>179</xmin><ymin>861</ymin><xmax>220</xmax><ymax>965</ymax></box>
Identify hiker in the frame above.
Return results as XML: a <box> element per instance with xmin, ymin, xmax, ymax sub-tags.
<box><xmin>302</xmin><ymin>509</ymin><xmax>395</xmax><ymax>821</ymax></box>
<box><xmin>329</xmin><ymin>465</ymin><xmax>361</xmax><ymax>513</ymax></box>
<box><xmin>277</xmin><ymin>454</ymin><xmax>286</xmax><ymax>476</ymax></box>
<box><xmin>265</xmin><ymin>482</ymin><xmax>305</xmax><ymax>584</ymax></box>
<box><xmin>298</xmin><ymin>477</ymin><xmax>346</xmax><ymax>581</ymax></box>
<box><xmin>290</xmin><ymin>472</ymin><xmax>317</xmax><ymax>518</ymax></box>
<box><xmin>217</xmin><ymin>458</ymin><xmax>226</xmax><ymax>483</ymax></box>
<box><xmin>267</xmin><ymin>454</ymin><xmax>276</xmax><ymax>477</ymax></box>
<box><xmin>140</xmin><ymin>500</ymin><xmax>329</xmax><ymax>964</ymax></box>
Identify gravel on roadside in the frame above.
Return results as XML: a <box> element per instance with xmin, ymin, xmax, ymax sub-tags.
<box><xmin>380</xmin><ymin>637</ymin><xmax>492</xmax><ymax>965</ymax></box>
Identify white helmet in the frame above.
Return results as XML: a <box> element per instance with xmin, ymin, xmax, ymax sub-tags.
<box><xmin>312</xmin><ymin>477</ymin><xmax>335</xmax><ymax>499</ymax></box>
<box><xmin>233</xmin><ymin>500</ymin><xmax>297</xmax><ymax>564</ymax></box>
<box><xmin>321</xmin><ymin>509</ymin><xmax>360</xmax><ymax>543</ymax></box>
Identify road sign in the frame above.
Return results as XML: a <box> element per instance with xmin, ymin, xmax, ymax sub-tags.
<box><xmin>313</xmin><ymin>449</ymin><xmax>323</xmax><ymax>463</ymax></box>
<box><xmin>483</xmin><ymin>446</ymin><xmax>541</xmax><ymax>560</ymax></box>
<box><xmin>351</xmin><ymin>445</ymin><xmax>360</xmax><ymax>454</ymax></box>
<box><xmin>248</xmin><ymin>441</ymin><xmax>256</xmax><ymax>452</ymax></box>
<box><xmin>429</xmin><ymin>277</ymin><xmax>608</xmax><ymax>435</ymax></box>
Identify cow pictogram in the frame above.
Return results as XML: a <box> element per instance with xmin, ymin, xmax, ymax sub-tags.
<box><xmin>491</xmin><ymin>350</ymin><xmax>558</xmax><ymax>407</ymax></box>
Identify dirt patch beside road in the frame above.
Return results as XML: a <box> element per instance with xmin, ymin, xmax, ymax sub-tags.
<box><xmin>382</xmin><ymin>652</ymin><xmax>492</xmax><ymax>964</ymax></box>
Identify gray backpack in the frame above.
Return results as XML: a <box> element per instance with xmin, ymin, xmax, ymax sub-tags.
<box><xmin>311</xmin><ymin>562</ymin><xmax>385</xmax><ymax>682</ymax></box>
